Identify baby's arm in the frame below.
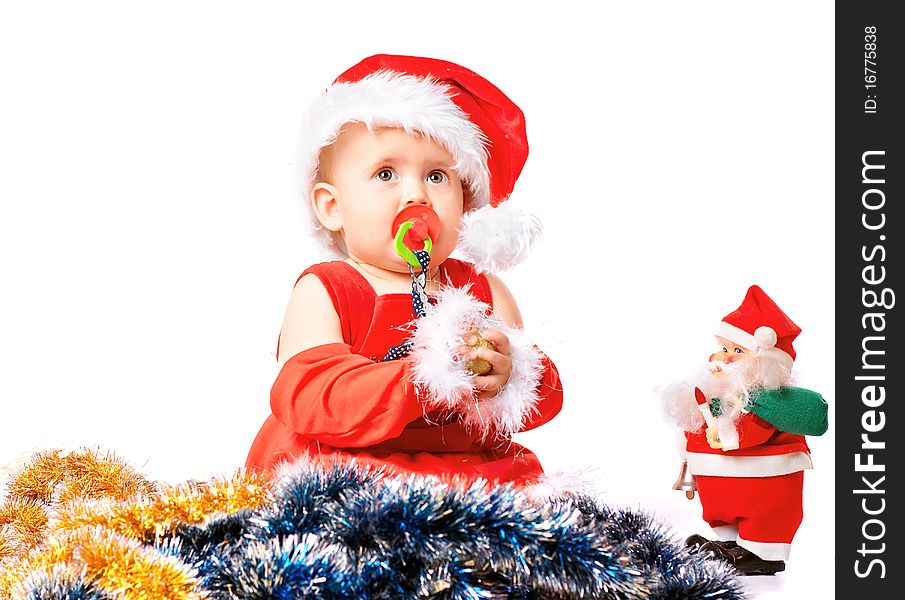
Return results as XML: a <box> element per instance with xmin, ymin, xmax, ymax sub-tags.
<box><xmin>277</xmin><ymin>274</ymin><xmax>344</xmax><ymax>366</ymax></box>
<box><xmin>270</xmin><ymin>274</ymin><xmax>425</xmax><ymax>447</ymax></box>
<box><xmin>459</xmin><ymin>272</ymin><xmax>523</xmax><ymax>398</ymax></box>
<box><xmin>483</xmin><ymin>272</ymin><xmax>524</xmax><ymax>329</ymax></box>
<box><xmin>478</xmin><ymin>273</ymin><xmax>563</xmax><ymax>432</ymax></box>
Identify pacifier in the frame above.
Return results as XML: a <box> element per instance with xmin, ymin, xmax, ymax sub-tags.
<box><xmin>392</xmin><ymin>205</ymin><xmax>441</xmax><ymax>267</ymax></box>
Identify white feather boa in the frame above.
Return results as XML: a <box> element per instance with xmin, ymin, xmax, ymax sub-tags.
<box><xmin>408</xmin><ymin>286</ymin><xmax>545</xmax><ymax>441</ymax></box>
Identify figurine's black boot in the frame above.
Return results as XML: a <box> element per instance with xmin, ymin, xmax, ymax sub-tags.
<box><xmin>685</xmin><ymin>534</ymin><xmax>711</xmax><ymax>551</ymax></box>
<box><xmin>685</xmin><ymin>535</ymin><xmax>737</xmax><ymax>552</ymax></box>
<box><xmin>709</xmin><ymin>544</ymin><xmax>786</xmax><ymax>576</ymax></box>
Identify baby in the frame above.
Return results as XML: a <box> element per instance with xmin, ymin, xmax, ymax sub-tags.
<box><xmin>246</xmin><ymin>55</ymin><xmax>563</xmax><ymax>485</ymax></box>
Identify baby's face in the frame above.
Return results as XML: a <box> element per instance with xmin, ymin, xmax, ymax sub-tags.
<box><xmin>318</xmin><ymin>124</ymin><xmax>465</xmax><ymax>272</ymax></box>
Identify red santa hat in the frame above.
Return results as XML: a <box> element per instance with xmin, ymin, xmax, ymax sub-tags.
<box><xmin>714</xmin><ymin>285</ymin><xmax>801</xmax><ymax>370</ymax></box>
<box><xmin>297</xmin><ymin>54</ymin><xmax>541</xmax><ymax>272</ymax></box>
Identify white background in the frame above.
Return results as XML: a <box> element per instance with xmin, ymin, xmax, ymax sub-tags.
<box><xmin>0</xmin><ymin>2</ymin><xmax>834</xmax><ymax>598</ymax></box>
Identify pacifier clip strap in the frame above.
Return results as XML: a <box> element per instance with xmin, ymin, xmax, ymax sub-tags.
<box><xmin>408</xmin><ymin>249</ymin><xmax>431</xmax><ymax>319</ymax></box>
<box><xmin>380</xmin><ymin>248</ymin><xmax>430</xmax><ymax>362</ymax></box>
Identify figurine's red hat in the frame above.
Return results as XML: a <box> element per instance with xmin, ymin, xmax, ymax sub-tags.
<box><xmin>715</xmin><ymin>285</ymin><xmax>801</xmax><ymax>368</ymax></box>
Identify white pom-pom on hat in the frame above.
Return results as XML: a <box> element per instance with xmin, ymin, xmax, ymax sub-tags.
<box><xmin>753</xmin><ymin>326</ymin><xmax>777</xmax><ymax>350</ymax></box>
<box><xmin>456</xmin><ymin>203</ymin><xmax>543</xmax><ymax>273</ymax></box>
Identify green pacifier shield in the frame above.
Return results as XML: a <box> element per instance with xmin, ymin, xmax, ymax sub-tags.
<box><xmin>392</xmin><ymin>205</ymin><xmax>440</xmax><ymax>267</ymax></box>
<box><xmin>395</xmin><ymin>221</ymin><xmax>432</xmax><ymax>267</ymax></box>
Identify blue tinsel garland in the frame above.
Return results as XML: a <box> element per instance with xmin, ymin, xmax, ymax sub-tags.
<box><xmin>24</xmin><ymin>461</ymin><xmax>743</xmax><ymax>599</ymax></box>
<box><xmin>22</xmin><ymin>567</ymin><xmax>115</xmax><ymax>600</ymax></box>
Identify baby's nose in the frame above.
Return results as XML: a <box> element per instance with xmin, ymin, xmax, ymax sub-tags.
<box><xmin>403</xmin><ymin>194</ymin><xmax>430</xmax><ymax>206</ymax></box>
<box><xmin>401</xmin><ymin>181</ymin><xmax>431</xmax><ymax>206</ymax></box>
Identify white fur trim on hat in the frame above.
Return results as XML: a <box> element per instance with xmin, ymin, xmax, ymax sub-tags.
<box><xmin>408</xmin><ymin>286</ymin><xmax>544</xmax><ymax>441</ymax></box>
<box><xmin>297</xmin><ymin>71</ymin><xmax>490</xmax><ymax>252</ymax></box>
<box><xmin>455</xmin><ymin>203</ymin><xmax>543</xmax><ymax>272</ymax></box>
<box><xmin>715</xmin><ymin>321</ymin><xmax>793</xmax><ymax>368</ymax></box>
<box><xmin>714</xmin><ymin>321</ymin><xmax>758</xmax><ymax>350</ymax></box>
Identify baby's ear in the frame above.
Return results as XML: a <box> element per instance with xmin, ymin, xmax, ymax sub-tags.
<box><xmin>311</xmin><ymin>182</ymin><xmax>342</xmax><ymax>232</ymax></box>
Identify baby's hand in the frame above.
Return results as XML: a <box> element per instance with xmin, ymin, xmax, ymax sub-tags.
<box><xmin>705</xmin><ymin>426</ymin><xmax>723</xmax><ymax>449</ymax></box>
<box><xmin>458</xmin><ymin>329</ymin><xmax>512</xmax><ymax>401</ymax></box>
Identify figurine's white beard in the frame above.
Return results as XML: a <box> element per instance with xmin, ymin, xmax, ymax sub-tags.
<box><xmin>695</xmin><ymin>361</ymin><xmax>751</xmax><ymax>419</ymax></box>
<box><xmin>694</xmin><ymin>355</ymin><xmax>793</xmax><ymax>420</ymax></box>
<box><xmin>657</xmin><ymin>351</ymin><xmax>793</xmax><ymax>433</ymax></box>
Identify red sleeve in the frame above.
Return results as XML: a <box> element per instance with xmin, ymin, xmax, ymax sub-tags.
<box><xmin>271</xmin><ymin>342</ymin><xmax>426</xmax><ymax>448</ymax></box>
<box><xmin>519</xmin><ymin>352</ymin><xmax>563</xmax><ymax>432</ymax></box>
<box><xmin>734</xmin><ymin>413</ymin><xmax>777</xmax><ymax>449</ymax></box>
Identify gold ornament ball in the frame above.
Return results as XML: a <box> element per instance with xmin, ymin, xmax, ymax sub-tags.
<box><xmin>466</xmin><ymin>335</ymin><xmax>494</xmax><ymax>375</ymax></box>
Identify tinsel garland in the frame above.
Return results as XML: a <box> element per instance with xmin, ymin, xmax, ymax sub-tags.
<box><xmin>0</xmin><ymin>449</ymin><xmax>744</xmax><ymax>599</ymax></box>
<box><xmin>5</xmin><ymin>448</ymin><xmax>157</xmax><ymax>506</ymax></box>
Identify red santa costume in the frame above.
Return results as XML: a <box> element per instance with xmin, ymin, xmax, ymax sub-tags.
<box><xmin>246</xmin><ymin>55</ymin><xmax>563</xmax><ymax>484</ymax></box>
<box><xmin>678</xmin><ymin>286</ymin><xmax>828</xmax><ymax>563</ymax></box>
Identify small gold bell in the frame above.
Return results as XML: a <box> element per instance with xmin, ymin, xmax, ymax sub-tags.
<box><xmin>671</xmin><ymin>460</ymin><xmax>697</xmax><ymax>500</ymax></box>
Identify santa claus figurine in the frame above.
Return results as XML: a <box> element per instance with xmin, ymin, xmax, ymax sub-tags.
<box><xmin>660</xmin><ymin>285</ymin><xmax>828</xmax><ymax>575</ymax></box>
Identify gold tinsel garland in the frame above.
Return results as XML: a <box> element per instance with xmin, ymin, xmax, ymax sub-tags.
<box><xmin>6</xmin><ymin>448</ymin><xmax>158</xmax><ymax>505</ymax></box>
<box><xmin>56</xmin><ymin>471</ymin><xmax>270</xmax><ymax>540</ymax></box>
<box><xmin>0</xmin><ymin>448</ymin><xmax>269</xmax><ymax>599</ymax></box>
<box><xmin>0</xmin><ymin>497</ymin><xmax>48</xmax><ymax>560</ymax></box>
<box><xmin>6</xmin><ymin>526</ymin><xmax>203</xmax><ymax>599</ymax></box>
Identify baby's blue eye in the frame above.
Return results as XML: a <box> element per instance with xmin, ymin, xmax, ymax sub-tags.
<box><xmin>427</xmin><ymin>170</ymin><xmax>448</xmax><ymax>184</ymax></box>
<box><xmin>734</xmin><ymin>348</ymin><xmax>744</xmax><ymax>354</ymax></box>
<box><xmin>376</xmin><ymin>169</ymin><xmax>396</xmax><ymax>182</ymax></box>
<box><xmin>721</xmin><ymin>347</ymin><xmax>728</xmax><ymax>353</ymax></box>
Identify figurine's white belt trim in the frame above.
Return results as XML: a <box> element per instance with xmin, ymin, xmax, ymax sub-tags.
<box><xmin>686</xmin><ymin>451</ymin><xmax>813</xmax><ymax>477</ymax></box>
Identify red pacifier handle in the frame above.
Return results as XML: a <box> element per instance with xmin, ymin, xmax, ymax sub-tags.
<box><xmin>391</xmin><ymin>205</ymin><xmax>441</xmax><ymax>251</ymax></box>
